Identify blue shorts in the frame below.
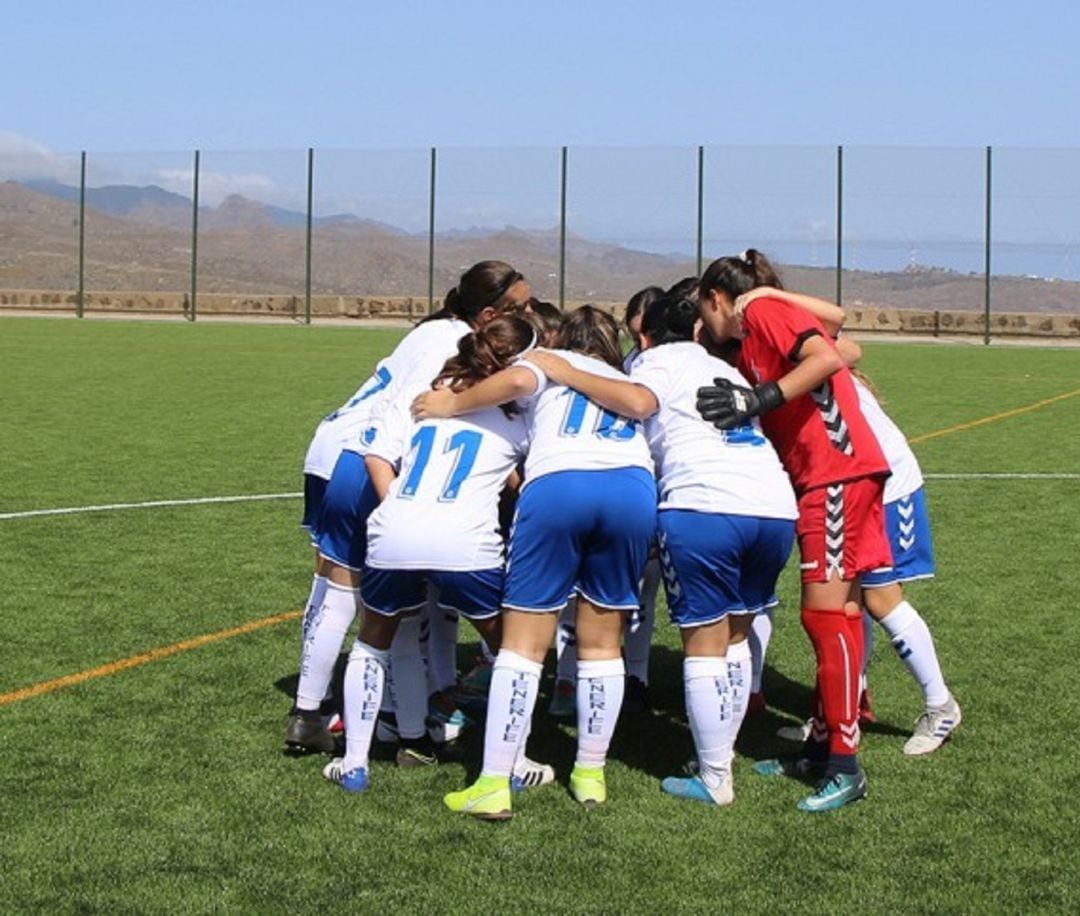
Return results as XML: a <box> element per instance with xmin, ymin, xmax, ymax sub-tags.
<box><xmin>316</xmin><ymin>451</ymin><xmax>380</xmax><ymax>572</ymax></box>
<box><xmin>362</xmin><ymin>566</ymin><xmax>503</xmax><ymax>620</ymax></box>
<box><xmin>862</xmin><ymin>487</ymin><xmax>936</xmax><ymax>588</ymax></box>
<box><xmin>658</xmin><ymin>509</ymin><xmax>795</xmax><ymax>628</ymax></box>
<box><xmin>504</xmin><ymin>467</ymin><xmax>657</xmax><ymax>613</ymax></box>
<box><xmin>301</xmin><ymin>473</ymin><xmax>328</xmax><ymax>543</ymax></box>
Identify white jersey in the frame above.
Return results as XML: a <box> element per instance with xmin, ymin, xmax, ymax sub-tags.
<box><xmin>622</xmin><ymin>346</ymin><xmax>641</xmax><ymax>374</ymax></box>
<box><xmin>364</xmin><ymin>391</ymin><xmax>528</xmax><ymax>571</ymax></box>
<box><xmin>516</xmin><ymin>349</ymin><xmax>653</xmax><ymax>487</ymax></box>
<box><xmin>854</xmin><ymin>378</ymin><xmax>923</xmax><ymax>503</ymax></box>
<box><xmin>304</xmin><ymin>318</ymin><xmax>470</xmax><ymax>474</ymax></box>
<box><xmin>630</xmin><ymin>342</ymin><xmax>797</xmax><ymax>520</ymax></box>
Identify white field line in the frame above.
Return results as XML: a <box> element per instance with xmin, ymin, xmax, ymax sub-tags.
<box><xmin>0</xmin><ymin>492</ymin><xmax>302</xmax><ymax>521</ymax></box>
<box><xmin>1</xmin><ymin>475</ymin><xmax>1077</xmax><ymax>522</ymax></box>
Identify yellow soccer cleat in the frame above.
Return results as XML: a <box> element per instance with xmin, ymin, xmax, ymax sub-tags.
<box><xmin>569</xmin><ymin>765</ymin><xmax>607</xmax><ymax>808</ymax></box>
<box><xmin>443</xmin><ymin>775</ymin><xmax>512</xmax><ymax>821</ymax></box>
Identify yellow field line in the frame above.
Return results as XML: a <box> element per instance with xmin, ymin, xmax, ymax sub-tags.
<box><xmin>909</xmin><ymin>388</ymin><xmax>1080</xmax><ymax>444</ymax></box>
<box><xmin>0</xmin><ymin>609</ymin><xmax>301</xmax><ymax>708</ymax></box>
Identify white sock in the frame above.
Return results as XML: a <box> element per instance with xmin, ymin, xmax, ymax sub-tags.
<box><xmin>389</xmin><ymin>615</ymin><xmax>427</xmax><ymax>740</ymax></box>
<box><xmin>300</xmin><ymin>574</ymin><xmax>329</xmax><ymax>644</ymax></box>
<box><xmin>426</xmin><ymin>604</ymin><xmax>460</xmax><ymax>696</ymax></box>
<box><xmin>342</xmin><ymin>641</ymin><xmax>388</xmax><ymax>771</ymax></box>
<box><xmin>748</xmin><ymin>608</ymin><xmax>773</xmax><ymax>694</ymax></box>
<box><xmin>684</xmin><ymin>655</ymin><xmax>732</xmax><ymax>785</ymax></box>
<box><xmin>879</xmin><ymin>600</ymin><xmax>950</xmax><ymax>707</ymax></box>
<box><xmin>555</xmin><ymin>602</ymin><xmax>577</xmax><ymax>684</ymax></box>
<box><xmin>575</xmin><ymin>657</ymin><xmax>625</xmax><ymax>769</ymax></box>
<box><xmin>861</xmin><ymin>609</ymin><xmax>876</xmax><ymax>690</ymax></box>
<box><xmin>481</xmin><ymin>650</ymin><xmax>543</xmax><ymax>779</ymax></box>
<box><xmin>296</xmin><ymin>581</ymin><xmax>357</xmax><ymax>711</ymax></box>
<box><xmin>725</xmin><ymin>639</ymin><xmax>752</xmax><ymax>746</ymax></box>
<box><xmin>625</xmin><ymin>559</ymin><xmax>659</xmax><ymax>683</ymax></box>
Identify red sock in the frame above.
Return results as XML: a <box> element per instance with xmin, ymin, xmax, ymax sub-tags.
<box><xmin>800</xmin><ymin>608</ymin><xmax>861</xmax><ymax>759</ymax></box>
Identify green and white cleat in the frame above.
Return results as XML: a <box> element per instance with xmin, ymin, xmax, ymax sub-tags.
<box><xmin>752</xmin><ymin>755</ymin><xmax>824</xmax><ymax>779</ymax></box>
<box><xmin>443</xmin><ymin>775</ymin><xmax>512</xmax><ymax>821</ymax></box>
<box><xmin>661</xmin><ymin>772</ymin><xmax>734</xmax><ymax>807</ymax></box>
<box><xmin>903</xmin><ymin>695</ymin><xmax>962</xmax><ymax>756</ymax></box>
<box><xmin>569</xmin><ymin>765</ymin><xmax>607</xmax><ymax>808</ymax></box>
<box><xmin>797</xmin><ymin>769</ymin><xmax>868</xmax><ymax>813</ymax></box>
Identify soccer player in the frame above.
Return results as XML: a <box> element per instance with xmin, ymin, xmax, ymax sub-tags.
<box><xmin>523</xmin><ymin>295</ymin><xmax>797</xmax><ymax>806</ymax></box>
<box><xmin>283</xmin><ymin>261</ymin><xmax>531</xmax><ymax>754</ymax></box>
<box><xmin>414</xmin><ymin>306</ymin><xmax>656</xmax><ymax>819</ymax></box>
<box><xmin>696</xmin><ymin>249</ymin><xmax>891</xmax><ymax>812</ymax></box>
<box><xmin>321</xmin><ymin>315</ymin><xmax>553</xmax><ymax>793</ymax></box>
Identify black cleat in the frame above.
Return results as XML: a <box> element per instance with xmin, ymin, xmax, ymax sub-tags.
<box><xmin>283</xmin><ymin>711</ymin><xmax>337</xmax><ymax>755</ymax></box>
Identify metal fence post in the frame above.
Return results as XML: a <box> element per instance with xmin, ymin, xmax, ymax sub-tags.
<box><xmin>984</xmin><ymin>145</ymin><xmax>992</xmax><ymax>346</ymax></box>
<box><xmin>77</xmin><ymin>151</ymin><xmax>86</xmax><ymax>318</ymax></box>
<box><xmin>559</xmin><ymin>146</ymin><xmax>568</xmax><ymax>310</ymax></box>
<box><xmin>305</xmin><ymin>147</ymin><xmax>314</xmax><ymax>325</ymax></box>
<box><xmin>696</xmin><ymin>145</ymin><xmax>704</xmax><ymax>276</ymax></box>
<box><xmin>836</xmin><ymin>144</ymin><xmax>844</xmax><ymax>306</ymax></box>
<box><xmin>190</xmin><ymin>149</ymin><xmax>200</xmax><ymax>322</ymax></box>
<box><xmin>428</xmin><ymin>147</ymin><xmax>436</xmax><ymax>312</ymax></box>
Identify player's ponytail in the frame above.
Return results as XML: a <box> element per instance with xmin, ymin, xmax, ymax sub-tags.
<box><xmin>433</xmin><ymin>315</ymin><xmax>537</xmax><ymax>414</ymax></box>
<box><xmin>699</xmin><ymin>248</ymin><xmax>783</xmax><ymax>303</ymax></box>
<box><xmin>555</xmin><ymin>305</ymin><xmax>623</xmax><ymax>369</ymax></box>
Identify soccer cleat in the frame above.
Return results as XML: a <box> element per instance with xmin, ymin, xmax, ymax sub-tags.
<box><xmin>746</xmin><ymin>691</ymin><xmax>767</xmax><ymax>717</ymax></box>
<box><xmin>623</xmin><ymin>675</ymin><xmax>651</xmax><ymax>714</ymax></box>
<box><xmin>284</xmin><ymin>711</ymin><xmax>337</xmax><ymax>754</ymax></box>
<box><xmin>903</xmin><ymin>695</ymin><xmax>961</xmax><ymax>756</ymax></box>
<box><xmin>322</xmin><ymin>757</ymin><xmax>368</xmax><ymax>793</ymax></box>
<box><xmin>661</xmin><ymin>772</ymin><xmax>734</xmax><ymax>807</ymax></box>
<box><xmin>548</xmin><ymin>679</ymin><xmax>576</xmax><ymax>719</ymax></box>
<box><xmin>797</xmin><ymin>769</ymin><xmax>868</xmax><ymax>813</ymax></box>
<box><xmin>395</xmin><ymin>736</ymin><xmax>440</xmax><ymax>768</ymax></box>
<box><xmin>776</xmin><ymin>718</ymin><xmax>812</xmax><ymax>743</ymax></box>
<box><xmin>859</xmin><ymin>688</ymin><xmax>877</xmax><ymax>726</ymax></box>
<box><xmin>443</xmin><ymin>776</ymin><xmax>513</xmax><ymax>821</ymax></box>
<box><xmin>427</xmin><ymin>692</ymin><xmax>471</xmax><ymax>743</ymax></box>
<box><xmin>752</xmin><ymin>755</ymin><xmax>824</xmax><ymax>779</ymax></box>
<box><xmin>325</xmin><ymin>712</ymin><xmax>345</xmax><ymax>735</ymax></box>
<box><xmin>569</xmin><ymin>765</ymin><xmax>606</xmax><ymax>808</ymax></box>
<box><xmin>510</xmin><ymin>756</ymin><xmax>556</xmax><ymax>792</ymax></box>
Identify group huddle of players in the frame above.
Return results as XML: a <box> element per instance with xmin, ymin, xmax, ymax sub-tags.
<box><xmin>282</xmin><ymin>253</ymin><xmax>961</xmax><ymax>819</ymax></box>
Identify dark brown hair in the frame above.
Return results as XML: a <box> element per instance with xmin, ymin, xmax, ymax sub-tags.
<box><xmin>525</xmin><ymin>299</ymin><xmax>563</xmax><ymax>347</ymax></box>
<box><xmin>698</xmin><ymin>249</ymin><xmax>783</xmax><ymax>302</ymax></box>
<box><xmin>624</xmin><ymin>286</ymin><xmax>664</xmax><ymax>327</ymax></box>
<box><xmin>641</xmin><ymin>296</ymin><xmax>697</xmax><ymax>347</ymax></box>
<box><xmin>433</xmin><ymin>315</ymin><xmax>537</xmax><ymax>414</ymax></box>
<box><xmin>423</xmin><ymin>260</ymin><xmax>526</xmax><ymax>325</ymax></box>
<box><xmin>555</xmin><ymin>305</ymin><xmax>623</xmax><ymax>369</ymax></box>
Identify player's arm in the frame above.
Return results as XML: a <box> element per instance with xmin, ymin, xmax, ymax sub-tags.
<box><xmin>523</xmin><ymin>351</ymin><xmax>658</xmax><ymax>420</ymax></box>
<box><xmin>736</xmin><ymin>287</ymin><xmax>846</xmax><ymax>336</ymax></box>
<box><xmin>835</xmin><ymin>335</ymin><xmax>863</xmax><ymax>368</ymax></box>
<box><xmin>411</xmin><ymin>366</ymin><xmax>538</xmax><ymax>420</ymax></box>
<box><xmin>364</xmin><ymin>454</ymin><xmax>397</xmax><ymax>501</ymax></box>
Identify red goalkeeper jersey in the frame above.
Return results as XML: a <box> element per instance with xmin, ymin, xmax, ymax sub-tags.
<box><xmin>736</xmin><ymin>296</ymin><xmax>889</xmax><ymax>493</ymax></box>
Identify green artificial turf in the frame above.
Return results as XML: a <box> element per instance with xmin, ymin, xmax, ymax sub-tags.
<box><xmin>1</xmin><ymin>319</ymin><xmax>1079</xmax><ymax>913</ymax></box>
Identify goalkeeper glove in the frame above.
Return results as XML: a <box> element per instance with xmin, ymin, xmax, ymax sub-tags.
<box><xmin>696</xmin><ymin>378</ymin><xmax>784</xmax><ymax>430</ymax></box>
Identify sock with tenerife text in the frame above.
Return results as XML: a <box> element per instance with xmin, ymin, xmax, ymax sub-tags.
<box><xmin>342</xmin><ymin>640</ymin><xmax>389</xmax><ymax>771</ymax></box>
<box><xmin>625</xmin><ymin>562</ymin><xmax>659</xmax><ymax>684</ymax></box>
<box><xmin>296</xmin><ymin>581</ymin><xmax>357</xmax><ymax>712</ymax></box>
<box><xmin>748</xmin><ymin>608</ymin><xmax>774</xmax><ymax>694</ymax></box>
<box><xmin>800</xmin><ymin>608</ymin><xmax>861</xmax><ymax>776</ymax></box>
<box><xmin>725</xmin><ymin>640</ymin><xmax>753</xmax><ymax>762</ymax></box>
<box><xmin>300</xmin><ymin>574</ymin><xmax>329</xmax><ymax>645</ymax></box>
<box><xmin>861</xmin><ymin>609</ymin><xmax>875</xmax><ymax>691</ymax></box>
<box><xmin>879</xmin><ymin>600</ymin><xmax>950</xmax><ymax>707</ymax></box>
<box><xmin>575</xmin><ymin>658</ymin><xmax>626</xmax><ymax>769</ymax></box>
<box><xmin>684</xmin><ymin>656</ymin><xmax>733</xmax><ymax>787</ymax></box>
<box><xmin>389</xmin><ymin>614</ymin><xmax>427</xmax><ymax>741</ymax></box>
<box><xmin>480</xmin><ymin>650</ymin><xmax>543</xmax><ymax>779</ymax></box>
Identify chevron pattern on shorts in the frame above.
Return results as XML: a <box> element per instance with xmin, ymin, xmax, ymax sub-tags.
<box><xmin>811</xmin><ymin>383</ymin><xmax>854</xmax><ymax>455</ymax></box>
<box><xmin>825</xmin><ymin>484</ymin><xmax>845</xmax><ymax>579</ymax></box>
<box><xmin>657</xmin><ymin>533</ymin><xmax>682</xmax><ymax>602</ymax></box>
<box><xmin>897</xmin><ymin>495</ymin><xmax>916</xmax><ymax>551</ymax></box>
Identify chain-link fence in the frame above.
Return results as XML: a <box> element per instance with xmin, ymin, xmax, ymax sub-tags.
<box><xmin>2</xmin><ymin>144</ymin><xmax>1078</xmax><ymax>339</ymax></box>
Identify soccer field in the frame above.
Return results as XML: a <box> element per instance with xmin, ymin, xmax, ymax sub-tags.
<box><xmin>1</xmin><ymin>317</ymin><xmax>1079</xmax><ymax>913</ymax></box>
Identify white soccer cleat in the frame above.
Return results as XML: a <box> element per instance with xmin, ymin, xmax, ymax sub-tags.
<box><xmin>511</xmin><ymin>756</ymin><xmax>556</xmax><ymax>792</ymax></box>
<box><xmin>776</xmin><ymin>718</ymin><xmax>813</xmax><ymax>743</ymax></box>
<box><xmin>903</xmin><ymin>695</ymin><xmax>962</xmax><ymax>756</ymax></box>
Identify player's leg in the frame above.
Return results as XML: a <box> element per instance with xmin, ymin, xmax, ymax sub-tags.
<box><xmin>549</xmin><ymin>597</ymin><xmax>578</xmax><ymax>718</ymax></box>
<box><xmin>747</xmin><ymin>606</ymin><xmax>774</xmax><ymax>714</ymax></box>
<box><xmin>624</xmin><ymin>555</ymin><xmax>660</xmax><ymax>713</ymax></box>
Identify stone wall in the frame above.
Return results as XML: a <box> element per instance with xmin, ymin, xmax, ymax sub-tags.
<box><xmin>2</xmin><ymin>288</ymin><xmax>1078</xmax><ymax>337</ymax></box>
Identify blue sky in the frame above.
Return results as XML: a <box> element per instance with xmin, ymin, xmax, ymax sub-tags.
<box><xmin>3</xmin><ymin>0</ymin><xmax>1080</xmax><ymax>152</ymax></box>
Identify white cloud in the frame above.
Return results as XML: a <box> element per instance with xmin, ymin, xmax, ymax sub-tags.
<box><xmin>0</xmin><ymin>130</ymin><xmax>81</xmax><ymax>183</ymax></box>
